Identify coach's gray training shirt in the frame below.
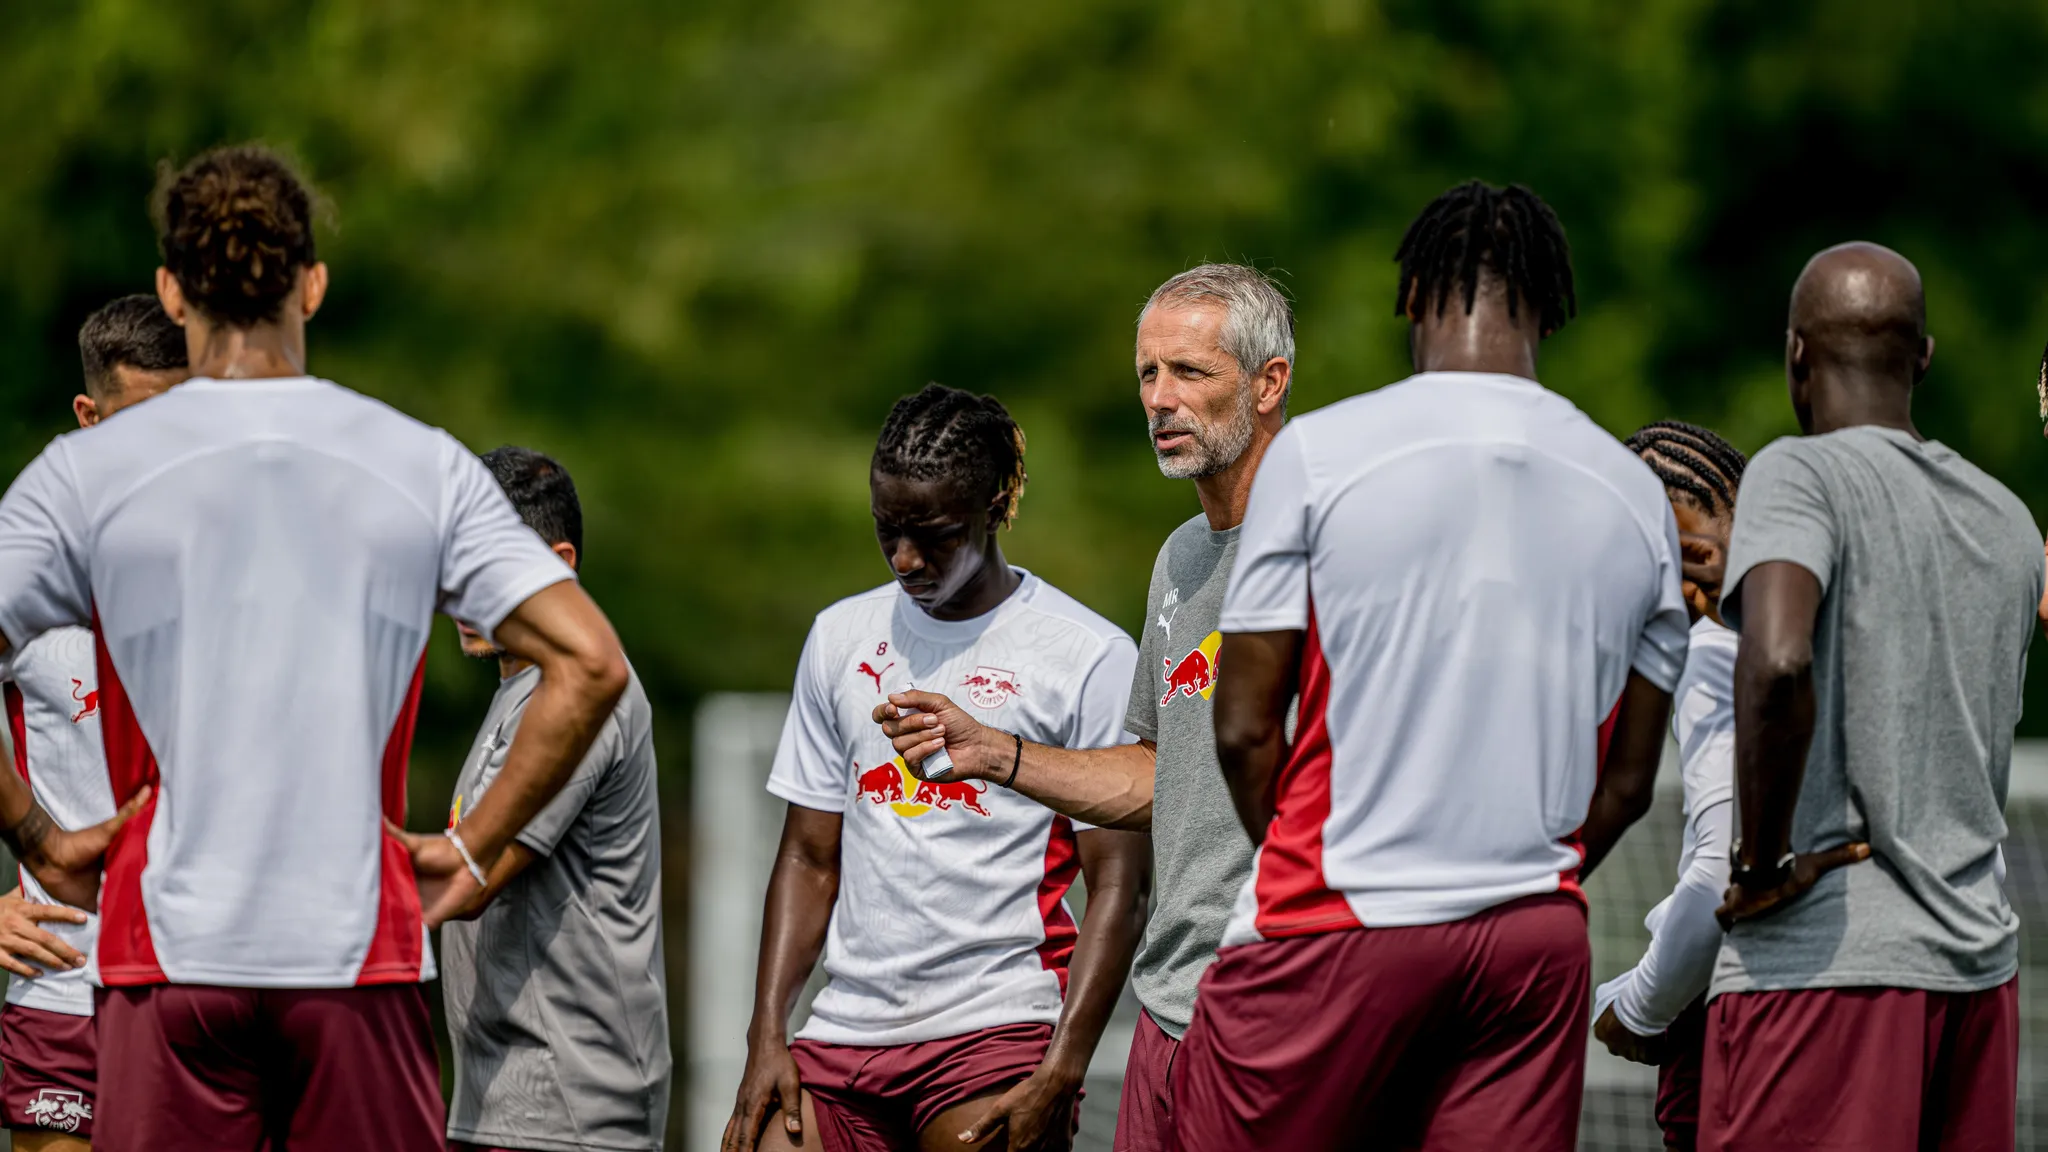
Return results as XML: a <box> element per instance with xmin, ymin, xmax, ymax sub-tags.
<box><xmin>1717</xmin><ymin>428</ymin><xmax>2041</xmax><ymax>998</ymax></box>
<box><xmin>1125</xmin><ymin>515</ymin><xmax>1260</xmax><ymax>1038</ymax></box>
<box><xmin>443</xmin><ymin>662</ymin><xmax>672</xmax><ymax>1152</ymax></box>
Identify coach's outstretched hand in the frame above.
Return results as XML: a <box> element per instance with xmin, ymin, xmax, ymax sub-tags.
<box><xmin>722</xmin><ymin>1038</ymin><xmax>805</xmax><ymax>1152</ymax></box>
<box><xmin>1715</xmin><ymin>842</ymin><xmax>1872</xmax><ymax>931</ymax></box>
<box><xmin>956</xmin><ymin>1064</ymin><xmax>1081</xmax><ymax>1150</ymax></box>
<box><xmin>16</xmin><ymin>784</ymin><xmax>151</xmax><ymax>912</ymax></box>
<box><xmin>874</xmin><ymin>691</ymin><xmax>1005</xmax><ymax>782</ymax></box>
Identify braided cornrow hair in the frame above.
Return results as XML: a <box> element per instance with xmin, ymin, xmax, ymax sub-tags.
<box><xmin>1394</xmin><ymin>180</ymin><xmax>1576</xmax><ymax>336</ymax></box>
<box><xmin>2035</xmin><ymin>336</ymin><xmax>2048</xmax><ymax>422</ymax></box>
<box><xmin>873</xmin><ymin>384</ymin><xmax>1028</xmax><ymax>527</ymax></box>
<box><xmin>1624</xmin><ymin>421</ymin><xmax>1748</xmax><ymax>518</ymax></box>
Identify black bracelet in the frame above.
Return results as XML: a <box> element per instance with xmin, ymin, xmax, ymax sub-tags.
<box><xmin>1001</xmin><ymin>732</ymin><xmax>1023</xmax><ymax>789</ymax></box>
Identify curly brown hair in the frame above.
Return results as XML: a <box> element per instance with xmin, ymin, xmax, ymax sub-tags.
<box><xmin>153</xmin><ymin>145</ymin><xmax>318</xmax><ymax>326</ymax></box>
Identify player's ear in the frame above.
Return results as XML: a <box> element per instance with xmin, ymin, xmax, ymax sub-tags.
<box><xmin>72</xmin><ymin>394</ymin><xmax>99</xmax><ymax>430</ymax></box>
<box><xmin>1915</xmin><ymin>334</ymin><xmax>1935</xmax><ymax>384</ymax></box>
<box><xmin>551</xmin><ymin>541</ymin><xmax>579</xmax><ymax>573</ymax></box>
<box><xmin>298</xmin><ymin>262</ymin><xmax>330</xmax><ymax>321</ymax></box>
<box><xmin>155</xmin><ymin>267</ymin><xmax>187</xmax><ymax>326</ymax></box>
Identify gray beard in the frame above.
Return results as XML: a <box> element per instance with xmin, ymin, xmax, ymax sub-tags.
<box><xmin>1151</xmin><ymin>383</ymin><xmax>1258</xmax><ymax>480</ymax></box>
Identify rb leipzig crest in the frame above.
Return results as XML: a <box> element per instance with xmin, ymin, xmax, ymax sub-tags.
<box><xmin>961</xmin><ymin>666</ymin><xmax>1021</xmax><ymax>709</ymax></box>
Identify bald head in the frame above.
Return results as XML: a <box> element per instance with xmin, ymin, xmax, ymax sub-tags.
<box><xmin>1788</xmin><ymin>242</ymin><xmax>1930</xmax><ymax>385</ymax></box>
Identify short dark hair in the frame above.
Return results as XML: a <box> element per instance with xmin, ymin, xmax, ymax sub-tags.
<box><xmin>872</xmin><ymin>384</ymin><xmax>1028</xmax><ymax>527</ymax></box>
<box><xmin>153</xmin><ymin>145</ymin><xmax>319</xmax><ymax>327</ymax></box>
<box><xmin>480</xmin><ymin>446</ymin><xmax>583</xmax><ymax>558</ymax></box>
<box><xmin>1395</xmin><ymin>180</ymin><xmax>1576</xmax><ymax>337</ymax></box>
<box><xmin>78</xmin><ymin>294</ymin><xmax>187</xmax><ymax>400</ymax></box>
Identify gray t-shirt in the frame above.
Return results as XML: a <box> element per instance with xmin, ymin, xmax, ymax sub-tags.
<box><xmin>1716</xmin><ymin>427</ymin><xmax>2042</xmax><ymax>996</ymax></box>
<box><xmin>1125</xmin><ymin>515</ymin><xmax>1258</xmax><ymax>1038</ymax></box>
<box><xmin>442</xmin><ymin>663</ymin><xmax>672</xmax><ymax>1152</ymax></box>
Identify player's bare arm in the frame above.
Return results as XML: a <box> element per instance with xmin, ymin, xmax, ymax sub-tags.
<box><xmin>726</xmin><ymin>805</ymin><xmax>840</xmax><ymax>1152</ymax></box>
<box><xmin>410</xmin><ymin>581</ymin><xmax>628</xmax><ymax>927</ymax></box>
<box><xmin>0</xmin><ymin>677</ymin><xmax>150</xmax><ymax>912</ymax></box>
<box><xmin>1717</xmin><ymin>562</ymin><xmax>1870</xmax><ymax>929</ymax></box>
<box><xmin>1212</xmin><ymin>629</ymin><xmax>1303</xmax><ymax>844</ymax></box>
<box><xmin>874</xmin><ymin>691</ymin><xmax>1158</xmax><ymax>830</ymax></box>
<box><xmin>956</xmin><ymin>828</ymin><xmax>1147</xmax><ymax>1149</ymax></box>
<box><xmin>1575</xmin><ymin>673</ymin><xmax>1672</xmax><ymax>881</ymax></box>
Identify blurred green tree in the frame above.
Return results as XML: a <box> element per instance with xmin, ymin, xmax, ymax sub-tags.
<box><xmin>16</xmin><ymin>1</ymin><xmax>2048</xmax><ymax>1140</ymax></box>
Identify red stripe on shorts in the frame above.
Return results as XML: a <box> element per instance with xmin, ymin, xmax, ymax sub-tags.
<box><xmin>92</xmin><ymin>613</ymin><xmax>166</xmax><ymax>985</ymax></box>
<box><xmin>1252</xmin><ymin>601</ymin><xmax>1363</xmax><ymax>939</ymax></box>
<box><xmin>357</xmin><ymin>651</ymin><xmax>427</xmax><ymax>984</ymax></box>
<box><xmin>1034</xmin><ymin>815</ymin><xmax>1080</xmax><ymax>993</ymax></box>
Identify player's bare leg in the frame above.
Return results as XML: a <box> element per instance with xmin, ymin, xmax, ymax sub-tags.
<box><xmin>752</xmin><ymin>1089</ymin><xmax>823</xmax><ymax>1152</ymax></box>
<box><xmin>921</xmin><ymin>1087</ymin><xmax>1016</xmax><ymax>1152</ymax></box>
<box><xmin>13</xmin><ymin>1133</ymin><xmax>89</xmax><ymax>1152</ymax></box>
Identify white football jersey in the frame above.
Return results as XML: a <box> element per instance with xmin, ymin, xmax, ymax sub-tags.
<box><xmin>1219</xmin><ymin>372</ymin><xmax>1690</xmax><ymax>945</ymax></box>
<box><xmin>0</xmin><ymin>376</ymin><xmax>572</xmax><ymax>989</ymax></box>
<box><xmin>2</xmin><ymin>626</ymin><xmax>114</xmax><ymax>1015</ymax></box>
<box><xmin>768</xmin><ymin>571</ymin><xmax>1137</xmax><ymax>1046</ymax></box>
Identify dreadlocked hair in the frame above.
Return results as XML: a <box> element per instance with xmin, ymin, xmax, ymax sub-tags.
<box><xmin>1394</xmin><ymin>180</ymin><xmax>1576</xmax><ymax>336</ymax></box>
<box><xmin>2036</xmin><ymin>335</ymin><xmax>2048</xmax><ymax>422</ymax></box>
<box><xmin>873</xmin><ymin>384</ymin><xmax>1029</xmax><ymax>527</ymax></box>
<box><xmin>1625</xmin><ymin>421</ymin><xmax>1748</xmax><ymax>518</ymax></box>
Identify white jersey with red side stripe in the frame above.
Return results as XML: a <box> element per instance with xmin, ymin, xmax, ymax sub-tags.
<box><xmin>1218</xmin><ymin>372</ymin><xmax>1689</xmax><ymax>947</ymax></box>
<box><xmin>2</xmin><ymin>626</ymin><xmax>115</xmax><ymax>1015</ymax></box>
<box><xmin>768</xmin><ymin>571</ymin><xmax>1138</xmax><ymax>1046</ymax></box>
<box><xmin>0</xmin><ymin>376</ymin><xmax>573</xmax><ymax>989</ymax></box>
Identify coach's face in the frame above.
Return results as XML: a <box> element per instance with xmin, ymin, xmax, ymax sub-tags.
<box><xmin>1137</xmin><ymin>302</ymin><xmax>1257</xmax><ymax>480</ymax></box>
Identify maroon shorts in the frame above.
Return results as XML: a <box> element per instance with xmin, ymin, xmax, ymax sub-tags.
<box><xmin>0</xmin><ymin>1002</ymin><xmax>98</xmax><ymax>1137</ymax></box>
<box><xmin>1701</xmin><ymin>979</ymin><xmax>2018</xmax><ymax>1152</ymax></box>
<box><xmin>93</xmin><ymin>983</ymin><xmax>444</xmax><ymax>1152</ymax></box>
<box><xmin>791</xmin><ymin>1022</ymin><xmax>1074</xmax><ymax>1151</ymax></box>
<box><xmin>1170</xmin><ymin>892</ymin><xmax>1590</xmax><ymax>1152</ymax></box>
<box><xmin>1112</xmin><ymin>1009</ymin><xmax>1178</xmax><ymax>1152</ymax></box>
<box><xmin>1655</xmin><ymin>997</ymin><xmax>1709</xmax><ymax>1152</ymax></box>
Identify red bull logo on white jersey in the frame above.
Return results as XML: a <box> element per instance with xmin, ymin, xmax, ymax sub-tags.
<box><xmin>960</xmin><ymin>666</ymin><xmax>1021</xmax><ymax>709</ymax></box>
<box><xmin>855</xmin><ymin>756</ymin><xmax>991</xmax><ymax>818</ymax></box>
<box><xmin>68</xmin><ymin>678</ymin><xmax>98</xmax><ymax>724</ymax></box>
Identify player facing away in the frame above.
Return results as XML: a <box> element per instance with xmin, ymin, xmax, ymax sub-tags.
<box><xmin>0</xmin><ymin>295</ymin><xmax>188</xmax><ymax>1152</ymax></box>
<box><xmin>411</xmin><ymin>446</ymin><xmax>671</xmax><ymax>1152</ymax></box>
<box><xmin>1704</xmin><ymin>243</ymin><xmax>2037</xmax><ymax>1152</ymax></box>
<box><xmin>724</xmin><ymin>385</ymin><xmax>1147</xmax><ymax>1152</ymax></box>
<box><xmin>870</xmin><ymin>265</ymin><xmax>1293</xmax><ymax>1152</ymax></box>
<box><xmin>1172</xmin><ymin>181</ymin><xmax>1691</xmax><ymax>1151</ymax></box>
<box><xmin>0</xmin><ymin>145</ymin><xmax>630</xmax><ymax>1152</ymax></box>
<box><xmin>1589</xmin><ymin>424</ymin><xmax>1864</xmax><ymax>1152</ymax></box>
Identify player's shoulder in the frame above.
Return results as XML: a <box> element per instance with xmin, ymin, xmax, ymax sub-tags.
<box><xmin>605</xmin><ymin>658</ymin><xmax>658</xmax><ymax>763</ymax></box>
<box><xmin>1156</xmin><ymin>512</ymin><xmax>1216</xmax><ymax>563</ymax></box>
<box><xmin>4</xmin><ymin>625</ymin><xmax>92</xmax><ymax>682</ymax></box>
<box><xmin>806</xmin><ymin>582</ymin><xmax>900</xmax><ymax>646</ymax></box>
<box><xmin>1011</xmin><ymin>572</ymin><xmax>1133</xmax><ymax>653</ymax></box>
